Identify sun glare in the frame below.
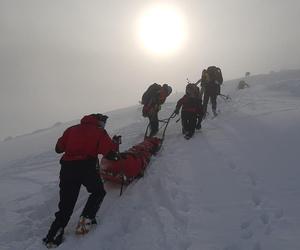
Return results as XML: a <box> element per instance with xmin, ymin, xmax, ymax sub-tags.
<box><xmin>138</xmin><ymin>4</ymin><xmax>186</xmax><ymax>56</ymax></box>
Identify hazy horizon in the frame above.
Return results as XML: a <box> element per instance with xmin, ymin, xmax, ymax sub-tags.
<box><xmin>1</xmin><ymin>0</ymin><xmax>300</xmax><ymax>140</ymax></box>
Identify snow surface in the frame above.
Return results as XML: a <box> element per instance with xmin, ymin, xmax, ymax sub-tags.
<box><xmin>1</xmin><ymin>70</ymin><xmax>300</xmax><ymax>250</ymax></box>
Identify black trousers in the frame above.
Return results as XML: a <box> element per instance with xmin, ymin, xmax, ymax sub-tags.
<box><xmin>181</xmin><ymin>111</ymin><xmax>197</xmax><ymax>136</ymax></box>
<box><xmin>148</xmin><ymin>112</ymin><xmax>159</xmax><ymax>136</ymax></box>
<box><xmin>47</xmin><ymin>159</ymin><xmax>106</xmax><ymax>237</ymax></box>
<box><xmin>203</xmin><ymin>92</ymin><xmax>217</xmax><ymax>114</ymax></box>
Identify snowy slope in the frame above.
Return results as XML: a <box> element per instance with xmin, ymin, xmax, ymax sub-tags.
<box><xmin>0</xmin><ymin>70</ymin><xmax>300</xmax><ymax>250</ymax></box>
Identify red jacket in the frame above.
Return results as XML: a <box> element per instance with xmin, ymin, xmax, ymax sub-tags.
<box><xmin>56</xmin><ymin>115</ymin><xmax>117</xmax><ymax>161</ymax></box>
<box><xmin>176</xmin><ymin>95</ymin><xmax>202</xmax><ymax>114</ymax></box>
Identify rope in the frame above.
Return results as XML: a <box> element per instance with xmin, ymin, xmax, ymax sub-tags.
<box><xmin>161</xmin><ymin>112</ymin><xmax>176</xmax><ymax>141</ymax></box>
<box><xmin>144</xmin><ymin>111</ymin><xmax>176</xmax><ymax>142</ymax></box>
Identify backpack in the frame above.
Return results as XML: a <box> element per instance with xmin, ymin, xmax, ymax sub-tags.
<box><xmin>206</xmin><ymin>66</ymin><xmax>223</xmax><ymax>85</ymax></box>
<box><xmin>141</xmin><ymin>83</ymin><xmax>162</xmax><ymax>105</ymax></box>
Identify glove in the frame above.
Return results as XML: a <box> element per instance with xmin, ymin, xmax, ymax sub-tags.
<box><xmin>105</xmin><ymin>151</ymin><xmax>120</xmax><ymax>161</ymax></box>
<box><xmin>112</xmin><ymin>135</ymin><xmax>122</xmax><ymax>145</ymax></box>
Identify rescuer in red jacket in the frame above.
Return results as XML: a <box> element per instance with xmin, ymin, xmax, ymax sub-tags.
<box><xmin>175</xmin><ymin>84</ymin><xmax>203</xmax><ymax>139</ymax></box>
<box><xmin>43</xmin><ymin>114</ymin><xmax>118</xmax><ymax>248</ymax></box>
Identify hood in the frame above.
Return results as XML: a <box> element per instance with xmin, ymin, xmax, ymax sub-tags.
<box><xmin>80</xmin><ymin>115</ymin><xmax>98</xmax><ymax>126</ymax></box>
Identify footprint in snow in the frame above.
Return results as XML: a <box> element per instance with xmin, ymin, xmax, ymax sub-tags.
<box><xmin>251</xmin><ymin>191</ymin><xmax>262</xmax><ymax>207</ymax></box>
<box><xmin>241</xmin><ymin>228</ymin><xmax>253</xmax><ymax>240</ymax></box>
<box><xmin>274</xmin><ymin>209</ymin><xmax>284</xmax><ymax>219</ymax></box>
<box><xmin>228</xmin><ymin>161</ymin><xmax>237</xmax><ymax>170</ymax></box>
<box><xmin>260</xmin><ymin>212</ymin><xmax>269</xmax><ymax>225</ymax></box>
<box><xmin>240</xmin><ymin>220</ymin><xmax>251</xmax><ymax>230</ymax></box>
<box><xmin>247</xmin><ymin>172</ymin><xmax>257</xmax><ymax>186</ymax></box>
<box><xmin>240</xmin><ymin>220</ymin><xmax>254</xmax><ymax>240</ymax></box>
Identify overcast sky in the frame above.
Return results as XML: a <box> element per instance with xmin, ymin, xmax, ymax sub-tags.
<box><xmin>1</xmin><ymin>0</ymin><xmax>300</xmax><ymax>140</ymax></box>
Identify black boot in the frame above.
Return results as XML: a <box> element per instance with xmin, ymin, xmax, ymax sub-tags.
<box><xmin>43</xmin><ymin>223</ymin><xmax>64</xmax><ymax>248</ymax></box>
<box><xmin>184</xmin><ymin>132</ymin><xmax>194</xmax><ymax>140</ymax></box>
<box><xmin>212</xmin><ymin>109</ymin><xmax>218</xmax><ymax>117</ymax></box>
<box><xmin>91</xmin><ymin>217</ymin><xmax>97</xmax><ymax>225</ymax></box>
<box><xmin>195</xmin><ymin>119</ymin><xmax>202</xmax><ymax>130</ymax></box>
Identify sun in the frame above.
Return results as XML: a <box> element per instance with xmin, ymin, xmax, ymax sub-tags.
<box><xmin>137</xmin><ymin>4</ymin><xmax>187</xmax><ymax>56</ymax></box>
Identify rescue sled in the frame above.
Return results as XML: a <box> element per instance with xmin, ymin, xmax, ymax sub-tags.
<box><xmin>100</xmin><ymin>112</ymin><xmax>176</xmax><ymax>195</ymax></box>
<box><xmin>100</xmin><ymin>137</ymin><xmax>162</xmax><ymax>187</ymax></box>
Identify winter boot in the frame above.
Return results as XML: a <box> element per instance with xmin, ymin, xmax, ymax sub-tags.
<box><xmin>184</xmin><ymin>132</ymin><xmax>194</xmax><ymax>140</ymax></box>
<box><xmin>212</xmin><ymin>109</ymin><xmax>218</xmax><ymax>117</ymax></box>
<box><xmin>43</xmin><ymin>227</ymin><xmax>64</xmax><ymax>248</ymax></box>
<box><xmin>184</xmin><ymin>134</ymin><xmax>191</xmax><ymax>140</ymax></box>
<box><xmin>91</xmin><ymin>217</ymin><xmax>97</xmax><ymax>225</ymax></box>
<box><xmin>75</xmin><ymin>216</ymin><xmax>92</xmax><ymax>235</ymax></box>
<box><xmin>195</xmin><ymin>120</ymin><xmax>201</xmax><ymax>130</ymax></box>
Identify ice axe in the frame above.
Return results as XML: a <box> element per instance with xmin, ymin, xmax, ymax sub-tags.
<box><xmin>186</xmin><ymin>77</ymin><xmax>201</xmax><ymax>86</ymax></box>
<box><xmin>218</xmin><ymin>93</ymin><xmax>231</xmax><ymax>101</ymax></box>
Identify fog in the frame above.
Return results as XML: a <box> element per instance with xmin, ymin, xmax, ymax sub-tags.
<box><xmin>1</xmin><ymin>0</ymin><xmax>300</xmax><ymax>140</ymax></box>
